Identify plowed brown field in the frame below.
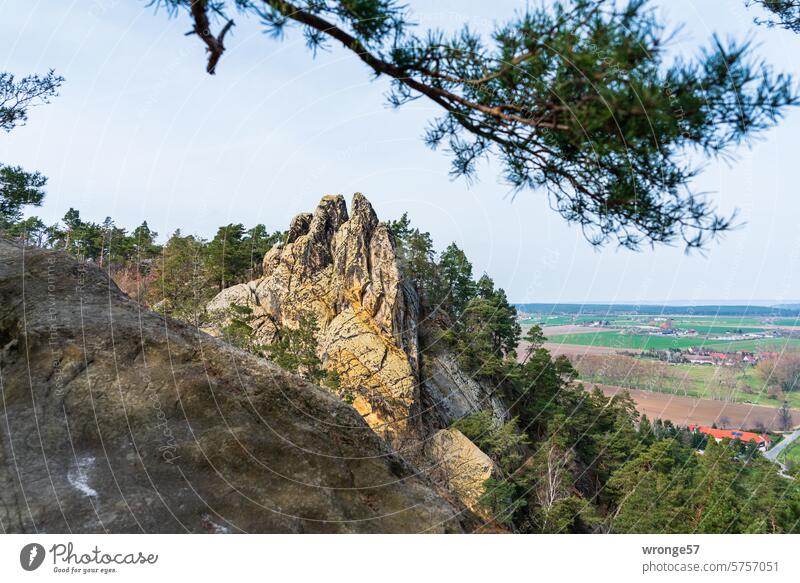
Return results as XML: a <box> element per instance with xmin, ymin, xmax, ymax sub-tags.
<box><xmin>589</xmin><ymin>383</ymin><xmax>797</xmax><ymax>431</ymax></box>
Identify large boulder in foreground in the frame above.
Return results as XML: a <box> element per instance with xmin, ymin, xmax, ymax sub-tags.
<box><xmin>426</xmin><ymin>428</ymin><xmax>496</xmax><ymax>521</ymax></box>
<box><xmin>0</xmin><ymin>240</ymin><xmax>461</xmax><ymax>533</ymax></box>
<box><xmin>207</xmin><ymin>194</ymin><xmax>420</xmax><ymax>442</ymax></box>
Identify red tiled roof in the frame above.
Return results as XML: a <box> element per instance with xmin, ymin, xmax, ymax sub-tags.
<box><xmin>688</xmin><ymin>425</ymin><xmax>770</xmax><ymax>444</ymax></box>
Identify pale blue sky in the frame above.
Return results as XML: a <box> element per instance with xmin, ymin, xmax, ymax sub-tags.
<box><xmin>2</xmin><ymin>0</ymin><xmax>800</xmax><ymax>303</ymax></box>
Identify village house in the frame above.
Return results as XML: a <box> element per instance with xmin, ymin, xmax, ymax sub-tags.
<box><xmin>685</xmin><ymin>355</ymin><xmax>716</xmax><ymax>365</ymax></box>
<box><xmin>688</xmin><ymin>425</ymin><xmax>772</xmax><ymax>451</ymax></box>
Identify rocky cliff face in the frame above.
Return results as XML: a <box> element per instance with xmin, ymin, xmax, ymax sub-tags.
<box><xmin>206</xmin><ymin>193</ymin><xmax>508</xmax><ymax>517</ymax></box>
<box><xmin>417</xmin><ymin>312</ymin><xmax>508</xmax><ymax>429</ymax></box>
<box><xmin>208</xmin><ymin>194</ymin><xmax>421</xmax><ymax>441</ymax></box>
<box><xmin>208</xmin><ymin>195</ymin><xmax>507</xmax><ymax>439</ymax></box>
<box><xmin>0</xmin><ymin>239</ymin><xmax>462</xmax><ymax>533</ymax></box>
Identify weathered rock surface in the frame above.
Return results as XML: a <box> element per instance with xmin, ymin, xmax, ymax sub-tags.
<box><xmin>420</xmin><ymin>351</ymin><xmax>508</xmax><ymax>429</ymax></box>
<box><xmin>426</xmin><ymin>428</ymin><xmax>496</xmax><ymax>520</ymax></box>
<box><xmin>208</xmin><ymin>194</ymin><xmax>420</xmax><ymax>441</ymax></box>
<box><xmin>0</xmin><ymin>240</ymin><xmax>462</xmax><ymax>533</ymax></box>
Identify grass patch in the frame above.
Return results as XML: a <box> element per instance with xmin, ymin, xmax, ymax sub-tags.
<box><xmin>780</xmin><ymin>440</ymin><xmax>800</xmax><ymax>465</ymax></box>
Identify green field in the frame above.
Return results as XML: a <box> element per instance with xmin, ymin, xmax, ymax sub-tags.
<box><xmin>522</xmin><ymin>314</ymin><xmax>778</xmax><ymax>334</ymax></box>
<box><xmin>708</xmin><ymin>338</ymin><xmax>800</xmax><ymax>352</ymax></box>
<box><xmin>772</xmin><ymin>318</ymin><xmax>800</xmax><ymax>327</ymax></box>
<box><xmin>780</xmin><ymin>440</ymin><xmax>800</xmax><ymax>466</ymax></box>
<box><xmin>667</xmin><ymin>324</ymin><xmax>765</xmax><ymax>335</ymax></box>
<box><xmin>546</xmin><ymin>330</ymin><xmax>800</xmax><ymax>352</ymax></box>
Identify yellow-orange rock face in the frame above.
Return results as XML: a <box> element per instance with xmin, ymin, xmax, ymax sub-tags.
<box><xmin>208</xmin><ymin>194</ymin><xmax>420</xmax><ymax>441</ymax></box>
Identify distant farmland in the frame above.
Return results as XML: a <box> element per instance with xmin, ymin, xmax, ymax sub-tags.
<box><xmin>544</xmin><ymin>330</ymin><xmax>800</xmax><ymax>352</ymax></box>
<box><xmin>521</xmin><ymin>310</ymin><xmax>800</xmax><ymax>331</ymax></box>
<box><xmin>522</xmin><ymin>315</ymin><xmax>792</xmax><ymax>333</ymax></box>
<box><xmin>515</xmin><ymin>303</ymin><xmax>800</xmax><ymax>318</ymax></box>
<box><xmin>517</xmin><ymin>306</ymin><xmax>800</xmax><ymax>425</ymax></box>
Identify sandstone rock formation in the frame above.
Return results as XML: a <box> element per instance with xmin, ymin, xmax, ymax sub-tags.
<box><xmin>0</xmin><ymin>239</ymin><xmax>462</xmax><ymax>533</ymax></box>
<box><xmin>208</xmin><ymin>194</ymin><xmax>508</xmax><ymax>442</ymax></box>
<box><xmin>205</xmin><ymin>194</ymin><xmax>507</xmax><ymax>517</ymax></box>
<box><xmin>208</xmin><ymin>194</ymin><xmax>420</xmax><ymax>441</ymax></box>
<box><xmin>426</xmin><ymin>428</ymin><xmax>497</xmax><ymax>520</ymax></box>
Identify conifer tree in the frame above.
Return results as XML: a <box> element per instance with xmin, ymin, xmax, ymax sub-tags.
<box><xmin>153</xmin><ymin>0</ymin><xmax>797</xmax><ymax>249</ymax></box>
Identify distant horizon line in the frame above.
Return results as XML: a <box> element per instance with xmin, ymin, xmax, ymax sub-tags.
<box><xmin>513</xmin><ymin>300</ymin><xmax>800</xmax><ymax>307</ymax></box>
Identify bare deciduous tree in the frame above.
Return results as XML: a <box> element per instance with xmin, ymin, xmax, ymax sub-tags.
<box><xmin>778</xmin><ymin>401</ymin><xmax>794</xmax><ymax>432</ymax></box>
<box><xmin>757</xmin><ymin>353</ymin><xmax>800</xmax><ymax>394</ymax></box>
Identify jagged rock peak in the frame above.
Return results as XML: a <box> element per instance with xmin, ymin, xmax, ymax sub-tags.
<box><xmin>287</xmin><ymin>212</ymin><xmax>312</xmax><ymax>243</ymax></box>
<box><xmin>210</xmin><ymin>193</ymin><xmax>420</xmax><ymax>442</ymax></box>
<box><xmin>350</xmin><ymin>192</ymin><xmax>379</xmax><ymax>227</ymax></box>
<box><xmin>290</xmin><ymin>193</ymin><xmax>375</xmax><ymax>237</ymax></box>
<box><xmin>306</xmin><ymin>194</ymin><xmax>349</xmax><ymax>247</ymax></box>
